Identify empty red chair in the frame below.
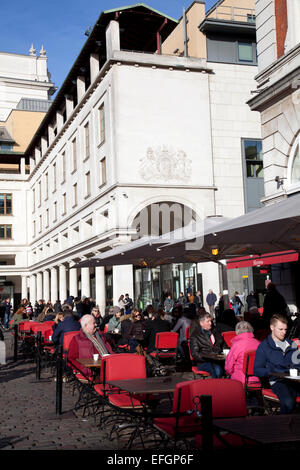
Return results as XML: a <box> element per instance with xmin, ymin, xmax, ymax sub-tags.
<box><xmin>221</xmin><ymin>331</ymin><xmax>237</xmax><ymax>348</ymax></box>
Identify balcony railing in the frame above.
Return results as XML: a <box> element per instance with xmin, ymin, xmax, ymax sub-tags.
<box><xmin>207</xmin><ymin>5</ymin><xmax>256</xmax><ymax>23</ymax></box>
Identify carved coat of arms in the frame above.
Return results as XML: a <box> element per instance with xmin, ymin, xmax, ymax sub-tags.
<box><xmin>139</xmin><ymin>146</ymin><xmax>192</xmax><ymax>182</ymax></box>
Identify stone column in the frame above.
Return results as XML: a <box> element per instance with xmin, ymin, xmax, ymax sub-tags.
<box><xmin>43</xmin><ymin>270</ymin><xmax>50</xmax><ymax>303</ymax></box>
<box><xmin>81</xmin><ymin>267</ymin><xmax>90</xmax><ymax>298</ymax></box>
<box><xmin>90</xmin><ymin>53</ymin><xmax>99</xmax><ymax>82</ymax></box>
<box><xmin>36</xmin><ymin>272</ymin><xmax>43</xmax><ymax>301</ymax></box>
<box><xmin>50</xmin><ymin>267</ymin><xmax>58</xmax><ymax>304</ymax></box>
<box><xmin>77</xmin><ymin>76</ymin><xmax>86</xmax><ymax>102</ymax></box>
<box><xmin>59</xmin><ymin>264</ymin><xmax>67</xmax><ymax>303</ymax></box>
<box><xmin>29</xmin><ymin>274</ymin><xmax>37</xmax><ymax>306</ymax></box>
<box><xmin>113</xmin><ymin>265</ymin><xmax>134</xmax><ymax>305</ymax></box>
<box><xmin>65</xmin><ymin>95</ymin><xmax>74</xmax><ymax>119</ymax></box>
<box><xmin>69</xmin><ymin>262</ymin><xmax>78</xmax><ymax>299</ymax></box>
<box><xmin>106</xmin><ymin>20</ymin><xmax>120</xmax><ymax>59</ymax></box>
<box><xmin>95</xmin><ymin>266</ymin><xmax>106</xmax><ymax>317</ymax></box>
<box><xmin>21</xmin><ymin>276</ymin><xmax>28</xmax><ymax>300</ymax></box>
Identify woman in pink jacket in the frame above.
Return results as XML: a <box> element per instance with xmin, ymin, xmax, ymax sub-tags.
<box><xmin>225</xmin><ymin>321</ymin><xmax>260</xmax><ymax>384</ymax></box>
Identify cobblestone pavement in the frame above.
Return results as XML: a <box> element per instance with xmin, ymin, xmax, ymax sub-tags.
<box><xmin>0</xmin><ymin>331</ymin><xmax>194</xmax><ymax>452</ymax></box>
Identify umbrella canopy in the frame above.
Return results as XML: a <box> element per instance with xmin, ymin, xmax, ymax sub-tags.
<box><xmin>74</xmin><ymin>193</ymin><xmax>300</xmax><ymax>269</ymax></box>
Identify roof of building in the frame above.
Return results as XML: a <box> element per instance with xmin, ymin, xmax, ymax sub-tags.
<box><xmin>25</xmin><ymin>3</ymin><xmax>178</xmax><ymax>157</ymax></box>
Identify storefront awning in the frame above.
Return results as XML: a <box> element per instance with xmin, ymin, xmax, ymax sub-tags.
<box><xmin>226</xmin><ymin>250</ymin><xmax>299</xmax><ymax>269</ymax></box>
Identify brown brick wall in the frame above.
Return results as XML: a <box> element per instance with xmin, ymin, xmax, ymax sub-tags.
<box><xmin>275</xmin><ymin>0</ymin><xmax>288</xmax><ymax>58</ymax></box>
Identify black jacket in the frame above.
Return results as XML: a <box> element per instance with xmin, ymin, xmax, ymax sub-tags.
<box><xmin>143</xmin><ymin>318</ymin><xmax>171</xmax><ymax>353</ymax></box>
<box><xmin>190</xmin><ymin>324</ymin><xmax>224</xmax><ymax>363</ymax></box>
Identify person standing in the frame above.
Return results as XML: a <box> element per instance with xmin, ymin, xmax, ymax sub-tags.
<box><xmin>3</xmin><ymin>298</ymin><xmax>12</xmax><ymax>330</ymax></box>
<box><xmin>206</xmin><ymin>289</ymin><xmax>217</xmax><ymax>318</ymax></box>
<box><xmin>164</xmin><ymin>295</ymin><xmax>174</xmax><ymax>313</ymax></box>
<box><xmin>262</xmin><ymin>283</ymin><xmax>287</xmax><ymax>326</ymax></box>
<box><xmin>124</xmin><ymin>293</ymin><xmax>133</xmax><ymax>314</ymax></box>
<box><xmin>194</xmin><ymin>291</ymin><xmax>203</xmax><ymax>309</ymax></box>
<box><xmin>231</xmin><ymin>291</ymin><xmax>243</xmax><ymax>317</ymax></box>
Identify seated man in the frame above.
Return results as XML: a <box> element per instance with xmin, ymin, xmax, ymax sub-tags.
<box><xmin>254</xmin><ymin>313</ymin><xmax>300</xmax><ymax>414</ymax></box>
<box><xmin>51</xmin><ymin>310</ymin><xmax>81</xmax><ymax>346</ymax></box>
<box><xmin>68</xmin><ymin>314</ymin><xmax>113</xmax><ymax>377</ymax></box>
<box><xmin>190</xmin><ymin>311</ymin><xmax>225</xmax><ymax>378</ymax></box>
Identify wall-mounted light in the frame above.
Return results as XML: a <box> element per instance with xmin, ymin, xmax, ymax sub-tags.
<box><xmin>211</xmin><ymin>248</ymin><xmax>219</xmax><ymax>256</ymax></box>
<box><xmin>275</xmin><ymin>176</ymin><xmax>284</xmax><ymax>188</ymax></box>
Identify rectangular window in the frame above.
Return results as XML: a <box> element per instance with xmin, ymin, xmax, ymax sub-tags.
<box><xmin>238</xmin><ymin>42</ymin><xmax>254</xmax><ymax>63</ymax></box>
<box><xmin>61</xmin><ymin>152</ymin><xmax>66</xmax><ymax>183</ymax></box>
<box><xmin>0</xmin><ymin>224</ymin><xmax>12</xmax><ymax>239</ymax></box>
<box><xmin>45</xmin><ymin>208</ymin><xmax>49</xmax><ymax>228</ymax></box>
<box><xmin>53</xmin><ymin>201</ymin><xmax>57</xmax><ymax>222</ymax></box>
<box><xmin>72</xmin><ymin>138</ymin><xmax>77</xmax><ymax>171</ymax></box>
<box><xmin>100</xmin><ymin>157</ymin><xmax>107</xmax><ymax>186</ymax></box>
<box><xmin>73</xmin><ymin>183</ymin><xmax>78</xmax><ymax>207</ymax></box>
<box><xmin>32</xmin><ymin>188</ymin><xmax>35</xmax><ymax>213</ymax></box>
<box><xmin>85</xmin><ymin>171</ymin><xmax>91</xmax><ymax>197</ymax></box>
<box><xmin>39</xmin><ymin>215</ymin><xmax>42</xmax><ymax>232</ymax></box>
<box><xmin>99</xmin><ymin>104</ymin><xmax>105</xmax><ymax>144</ymax></box>
<box><xmin>0</xmin><ymin>194</ymin><xmax>12</xmax><ymax>215</ymax></box>
<box><xmin>38</xmin><ymin>181</ymin><xmax>42</xmax><ymax>207</ymax></box>
<box><xmin>45</xmin><ymin>172</ymin><xmax>49</xmax><ymax>200</ymax></box>
<box><xmin>33</xmin><ymin>220</ymin><xmax>36</xmax><ymax>238</ymax></box>
<box><xmin>62</xmin><ymin>192</ymin><xmax>66</xmax><ymax>215</ymax></box>
<box><xmin>53</xmin><ymin>163</ymin><xmax>57</xmax><ymax>192</ymax></box>
<box><xmin>243</xmin><ymin>139</ymin><xmax>263</xmax><ymax>178</ymax></box>
<box><xmin>84</xmin><ymin>122</ymin><xmax>90</xmax><ymax>160</ymax></box>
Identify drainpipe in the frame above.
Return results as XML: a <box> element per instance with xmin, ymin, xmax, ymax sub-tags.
<box><xmin>183</xmin><ymin>7</ymin><xmax>188</xmax><ymax>57</ymax></box>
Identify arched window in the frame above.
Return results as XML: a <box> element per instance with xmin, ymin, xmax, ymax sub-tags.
<box><xmin>288</xmin><ymin>134</ymin><xmax>300</xmax><ymax>188</ymax></box>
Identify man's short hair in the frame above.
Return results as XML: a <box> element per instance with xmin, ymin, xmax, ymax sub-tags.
<box><xmin>199</xmin><ymin>311</ymin><xmax>212</xmax><ymax>323</ymax></box>
<box><xmin>270</xmin><ymin>314</ymin><xmax>288</xmax><ymax>326</ymax></box>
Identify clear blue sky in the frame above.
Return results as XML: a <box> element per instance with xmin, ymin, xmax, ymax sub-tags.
<box><xmin>0</xmin><ymin>1</ymin><xmax>218</xmax><ymax>94</ymax></box>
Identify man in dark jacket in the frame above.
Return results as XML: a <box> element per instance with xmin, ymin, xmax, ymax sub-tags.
<box><xmin>254</xmin><ymin>314</ymin><xmax>300</xmax><ymax>414</ymax></box>
<box><xmin>143</xmin><ymin>311</ymin><xmax>171</xmax><ymax>353</ymax></box>
<box><xmin>190</xmin><ymin>312</ymin><xmax>225</xmax><ymax>378</ymax></box>
<box><xmin>52</xmin><ymin>311</ymin><xmax>81</xmax><ymax>346</ymax></box>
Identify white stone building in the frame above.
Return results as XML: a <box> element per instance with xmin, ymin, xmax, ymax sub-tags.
<box><xmin>0</xmin><ymin>3</ymin><xmax>262</xmax><ymax>312</ymax></box>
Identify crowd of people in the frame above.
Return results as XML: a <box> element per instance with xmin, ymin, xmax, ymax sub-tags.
<box><xmin>2</xmin><ymin>281</ymin><xmax>300</xmax><ymax>414</ymax></box>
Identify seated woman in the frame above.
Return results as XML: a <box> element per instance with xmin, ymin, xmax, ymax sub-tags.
<box><xmin>11</xmin><ymin>307</ymin><xmax>30</xmax><ymax>328</ymax></box>
<box><xmin>68</xmin><ymin>314</ymin><xmax>113</xmax><ymax>378</ymax></box>
<box><xmin>127</xmin><ymin>309</ymin><xmax>146</xmax><ymax>353</ymax></box>
<box><xmin>225</xmin><ymin>321</ymin><xmax>260</xmax><ymax>384</ymax></box>
<box><xmin>190</xmin><ymin>311</ymin><xmax>225</xmax><ymax>378</ymax></box>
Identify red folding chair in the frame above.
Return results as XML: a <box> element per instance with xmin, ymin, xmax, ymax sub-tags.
<box><xmin>221</xmin><ymin>331</ymin><xmax>237</xmax><ymax>348</ymax></box>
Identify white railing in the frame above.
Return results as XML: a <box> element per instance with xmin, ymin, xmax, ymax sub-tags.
<box><xmin>208</xmin><ymin>5</ymin><xmax>256</xmax><ymax>23</ymax></box>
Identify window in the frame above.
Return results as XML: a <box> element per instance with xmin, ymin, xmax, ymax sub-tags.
<box><xmin>62</xmin><ymin>193</ymin><xmax>67</xmax><ymax>215</ymax></box>
<box><xmin>99</xmin><ymin>104</ymin><xmax>105</xmax><ymax>144</ymax></box>
<box><xmin>39</xmin><ymin>215</ymin><xmax>42</xmax><ymax>233</ymax></box>
<box><xmin>243</xmin><ymin>139</ymin><xmax>263</xmax><ymax>177</ymax></box>
<box><xmin>0</xmin><ymin>143</ymin><xmax>13</xmax><ymax>151</ymax></box>
<box><xmin>73</xmin><ymin>183</ymin><xmax>78</xmax><ymax>207</ymax></box>
<box><xmin>53</xmin><ymin>162</ymin><xmax>57</xmax><ymax>192</ymax></box>
<box><xmin>45</xmin><ymin>172</ymin><xmax>49</xmax><ymax>200</ymax></box>
<box><xmin>100</xmin><ymin>157</ymin><xmax>107</xmax><ymax>186</ymax></box>
<box><xmin>72</xmin><ymin>138</ymin><xmax>77</xmax><ymax>171</ymax></box>
<box><xmin>32</xmin><ymin>188</ymin><xmax>35</xmax><ymax>213</ymax></box>
<box><xmin>33</xmin><ymin>220</ymin><xmax>36</xmax><ymax>238</ymax></box>
<box><xmin>238</xmin><ymin>42</ymin><xmax>254</xmax><ymax>63</ymax></box>
<box><xmin>53</xmin><ymin>201</ymin><xmax>57</xmax><ymax>222</ymax></box>
<box><xmin>84</xmin><ymin>122</ymin><xmax>90</xmax><ymax>160</ymax></box>
<box><xmin>85</xmin><ymin>171</ymin><xmax>91</xmax><ymax>197</ymax></box>
<box><xmin>45</xmin><ymin>208</ymin><xmax>49</xmax><ymax>228</ymax></box>
<box><xmin>38</xmin><ymin>180</ymin><xmax>42</xmax><ymax>207</ymax></box>
<box><xmin>0</xmin><ymin>194</ymin><xmax>12</xmax><ymax>215</ymax></box>
<box><xmin>0</xmin><ymin>224</ymin><xmax>12</xmax><ymax>239</ymax></box>
<box><xmin>61</xmin><ymin>152</ymin><xmax>66</xmax><ymax>183</ymax></box>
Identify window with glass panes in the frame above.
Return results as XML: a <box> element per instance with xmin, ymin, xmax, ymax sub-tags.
<box><xmin>84</xmin><ymin>123</ymin><xmax>90</xmax><ymax>160</ymax></box>
<box><xmin>99</xmin><ymin>104</ymin><xmax>105</xmax><ymax>144</ymax></box>
<box><xmin>243</xmin><ymin>139</ymin><xmax>263</xmax><ymax>177</ymax></box>
<box><xmin>0</xmin><ymin>194</ymin><xmax>12</xmax><ymax>215</ymax></box>
<box><xmin>0</xmin><ymin>224</ymin><xmax>12</xmax><ymax>239</ymax></box>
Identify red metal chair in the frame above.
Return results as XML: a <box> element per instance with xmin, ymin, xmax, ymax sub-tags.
<box><xmin>243</xmin><ymin>349</ymin><xmax>262</xmax><ymax>394</ymax></box>
<box><xmin>149</xmin><ymin>332</ymin><xmax>179</xmax><ymax>368</ymax></box>
<box><xmin>153</xmin><ymin>378</ymin><xmax>252</xmax><ymax>449</ymax></box>
<box><xmin>221</xmin><ymin>331</ymin><xmax>237</xmax><ymax>348</ymax></box>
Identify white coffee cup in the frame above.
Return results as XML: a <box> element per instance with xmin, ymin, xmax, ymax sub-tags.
<box><xmin>114</xmin><ymin>328</ymin><xmax>119</xmax><ymax>333</ymax></box>
<box><xmin>49</xmin><ymin>336</ymin><xmax>52</xmax><ymax>341</ymax></box>
<box><xmin>290</xmin><ymin>368</ymin><xmax>298</xmax><ymax>377</ymax></box>
<box><xmin>223</xmin><ymin>349</ymin><xmax>230</xmax><ymax>356</ymax></box>
<box><xmin>93</xmin><ymin>354</ymin><xmax>99</xmax><ymax>361</ymax></box>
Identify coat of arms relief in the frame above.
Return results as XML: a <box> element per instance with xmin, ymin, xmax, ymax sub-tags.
<box><xmin>139</xmin><ymin>146</ymin><xmax>192</xmax><ymax>182</ymax></box>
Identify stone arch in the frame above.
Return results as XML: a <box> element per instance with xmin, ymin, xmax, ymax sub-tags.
<box><xmin>287</xmin><ymin>130</ymin><xmax>300</xmax><ymax>188</ymax></box>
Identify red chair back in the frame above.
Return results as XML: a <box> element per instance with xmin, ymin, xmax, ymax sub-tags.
<box><xmin>242</xmin><ymin>350</ymin><xmax>257</xmax><ymax>376</ymax></box>
<box><xmin>174</xmin><ymin>378</ymin><xmax>247</xmax><ymax>418</ymax></box>
<box><xmin>102</xmin><ymin>353</ymin><xmax>146</xmax><ymax>382</ymax></box>
<box><xmin>221</xmin><ymin>331</ymin><xmax>237</xmax><ymax>348</ymax></box>
<box><xmin>19</xmin><ymin>321</ymin><xmax>37</xmax><ymax>332</ymax></box>
<box><xmin>258</xmin><ymin>307</ymin><xmax>264</xmax><ymax>316</ymax></box>
<box><xmin>104</xmin><ymin>324</ymin><xmax>108</xmax><ymax>333</ymax></box>
<box><xmin>30</xmin><ymin>323</ymin><xmax>51</xmax><ymax>335</ymax></box>
<box><xmin>155</xmin><ymin>332</ymin><xmax>179</xmax><ymax>349</ymax></box>
<box><xmin>63</xmin><ymin>330</ymin><xmax>80</xmax><ymax>352</ymax></box>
